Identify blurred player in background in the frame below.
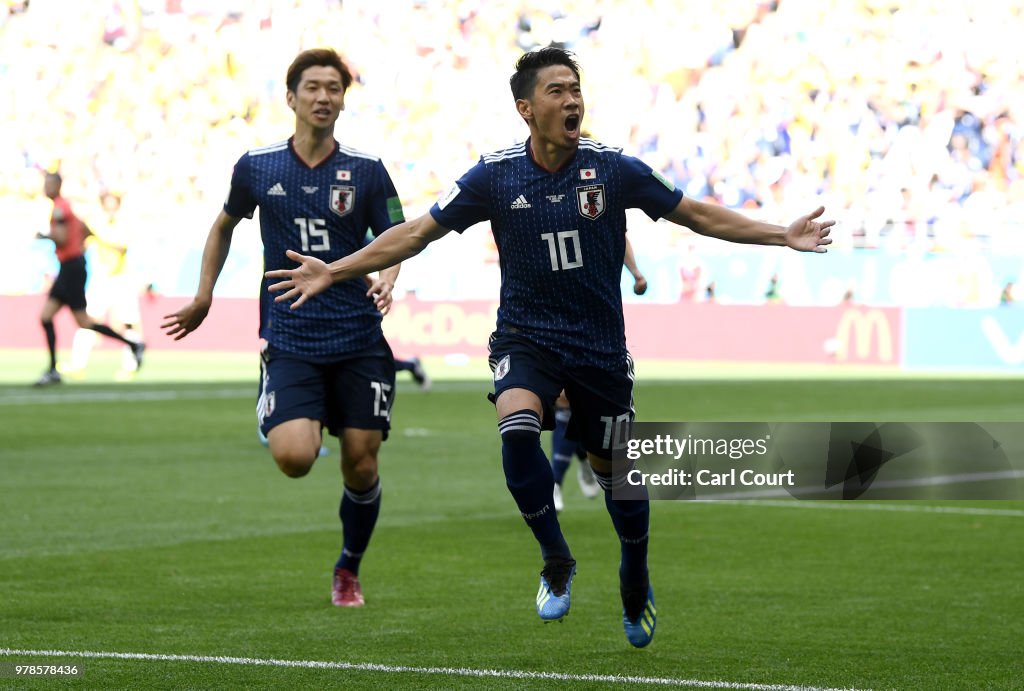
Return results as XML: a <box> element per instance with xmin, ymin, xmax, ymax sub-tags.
<box><xmin>549</xmin><ymin>390</ymin><xmax>596</xmax><ymax>512</ymax></box>
<box><xmin>393</xmin><ymin>355</ymin><xmax>430</xmax><ymax>390</ymax></box>
<box><xmin>34</xmin><ymin>172</ymin><xmax>145</xmax><ymax>386</ymax></box>
<box><xmin>266</xmin><ymin>46</ymin><xmax>833</xmax><ymax>646</ymax></box>
<box><xmin>362</xmin><ymin>269</ymin><xmax>431</xmax><ymax>390</ymax></box>
<box><xmin>65</xmin><ymin>190</ymin><xmax>144</xmax><ymax>381</ymax></box>
<box><xmin>162</xmin><ymin>48</ymin><xmax>406</xmax><ymax>608</ymax></box>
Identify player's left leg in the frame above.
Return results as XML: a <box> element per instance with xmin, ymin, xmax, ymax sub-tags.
<box><xmin>567</xmin><ymin>359</ymin><xmax>655</xmax><ymax>647</ymax></box>
<box><xmin>327</xmin><ymin>340</ymin><xmax>395</xmax><ymax>607</ymax></box>
<box><xmin>333</xmin><ymin>427</ymin><xmax>383</xmax><ymax>607</ymax></box>
<box><xmin>588</xmin><ymin>450</ymin><xmax>656</xmax><ymax>648</ymax></box>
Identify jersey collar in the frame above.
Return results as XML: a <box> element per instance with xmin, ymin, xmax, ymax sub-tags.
<box><xmin>288</xmin><ymin>137</ymin><xmax>339</xmax><ymax>170</ymax></box>
<box><xmin>526</xmin><ymin>137</ymin><xmax>578</xmax><ymax>174</ymax></box>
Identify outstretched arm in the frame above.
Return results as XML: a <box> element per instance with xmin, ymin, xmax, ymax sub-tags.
<box><xmin>161</xmin><ymin>210</ymin><xmax>241</xmax><ymax>339</ymax></box>
<box><xmin>267</xmin><ymin>212</ymin><xmax>451</xmax><ymax>309</ymax></box>
<box><xmin>664</xmin><ymin>197</ymin><xmax>833</xmax><ymax>252</ymax></box>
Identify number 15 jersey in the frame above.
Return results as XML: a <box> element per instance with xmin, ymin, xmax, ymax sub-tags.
<box><xmin>226</xmin><ymin>138</ymin><xmax>404</xmax><ymax>361</ymax></box>
<box><xmin>430</xmin><ymin>138</ymin><xmax>683</xmax><ymax>370</ymax></box>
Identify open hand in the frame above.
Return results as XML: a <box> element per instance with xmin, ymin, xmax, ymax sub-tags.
<box><xmin>785</xmin><ymin>206</ymin><xmax>834</xmax><ymax>253</ymax></box>
<box><xmin>161</xmin><ymin>297</ymin><xmax>211</xmax><ymax>341</ymax></box>
<box><xmin>265</xmin><ymin>249</ymin><xmax>332</xmax><ymax>309</ymax></box>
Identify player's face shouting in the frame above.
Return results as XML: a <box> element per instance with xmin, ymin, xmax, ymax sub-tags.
<box><xmin>527</xmin><ymin>64</ymin><xmax>584</xmax><ymax>150</ymax></box>
<box><xmin>288</xmin><ymin>65</ymin><xmax>346</xmax><ymax>129</ymax></box>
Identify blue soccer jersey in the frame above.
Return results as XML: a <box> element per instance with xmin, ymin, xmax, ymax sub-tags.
<box><xmin>430</xmin><ymin>138</ymin><xmax>683</xmax><ymax>369</ymax></box>
<box><xmin>226</xmin><ymin>138</ymin><xmax>405</xmax><ymax>360</ymax></box>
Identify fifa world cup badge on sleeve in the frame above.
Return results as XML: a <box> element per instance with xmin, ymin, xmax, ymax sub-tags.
<box><xmin>438</xmin><ymin>183</ymin><xmax>460</xmax><ymax>210</ymax></box>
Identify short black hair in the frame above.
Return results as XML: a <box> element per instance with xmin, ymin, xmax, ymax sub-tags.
<box><xmin>45</xmin><ymin>171</ymin><xmax>62</xmax><ymax>185</ymax></box>
<box><xmin>286</xmin><ymin>48</ymin><xmax>352</xmax><ymax>94</ymax></box>
<box><xmin>509</xmin><ymin>46</ymin><xmax>581</xmax><ymax>101</ymax></box>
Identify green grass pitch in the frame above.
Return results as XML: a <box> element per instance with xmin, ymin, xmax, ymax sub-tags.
<box><xmin>1</xmin><ymin>351</ymin><xmax>1022</xmax><ymax>689</ymax></box>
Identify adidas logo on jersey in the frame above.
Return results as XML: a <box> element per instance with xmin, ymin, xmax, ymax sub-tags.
<box><xmin>510</xmin><ymin>194</ymin><xmax>532</xmax><ymax>209</ymax></box>
<box><xmin>267</xmin><ymin>183</ymin><xmax>286</xmax><ymax>196</ymax></box>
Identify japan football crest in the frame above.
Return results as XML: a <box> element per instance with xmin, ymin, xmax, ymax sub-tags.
<box><xmin>330</xmin><ymin>185</ymin><xmax>355</xmax><ymax>217</ymax></box>
<box><xmin>493</xmin><ymin>355</ymin><xmax>510</xmax><ymax>381</ymax></box>
<box><xmin>576</xmin><ymin>184</ymin><xmax>605</xmax><ymax>220</ymax></box>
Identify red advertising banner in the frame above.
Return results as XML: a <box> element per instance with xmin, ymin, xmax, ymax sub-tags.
<box><xmin>1</xmin><ymin>294</ymin><xmax>260</xmax><ymax>352</ymax></box>
<box><xmin>1</xmin><ymin>295</ymin><xmax>901</xmax><ymax>366</ymax></box>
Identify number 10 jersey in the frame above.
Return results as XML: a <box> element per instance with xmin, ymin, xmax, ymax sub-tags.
<box><xmin>430</xmin><ymin>138</ymin><xmax>683</xmax><ymax>369</ymax></box>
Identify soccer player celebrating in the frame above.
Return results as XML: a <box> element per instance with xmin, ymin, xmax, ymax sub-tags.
<box><xmin>266</xmin><ymin>47</ymin><xmax>833</xmax><ymax>645</ymax></box>
<box><xmin>163</xmin><ymin>48</ymin><xmax>406</xmax><ymax>608</ymax></box>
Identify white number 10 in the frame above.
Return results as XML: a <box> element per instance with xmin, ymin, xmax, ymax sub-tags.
<box><xmin>540</xmin><ymin>230</ymin><xmax>583</xmax><ymax>271</ymax></box>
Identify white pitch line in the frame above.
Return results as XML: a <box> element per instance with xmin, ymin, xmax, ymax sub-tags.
<box><xmin>699</xmin><ymin>499</ymin><xmax>1024</xmax><ymax>517</ymax></box>
<box><xmin>0</xmin><ymin>387</ymin><xmax>252</xmax><ymax>405</ymax></box>
<box><xmin>0</xmin><ymin>381</ymin><xmax>477</xmax><ymax>406</ymax></box>
<box><xmin>698</xmin><ymin>470</ymin><xmax>1024</xmax><ymax>501</ymax></box>
<box><xmin>0</xmin><ymin>648</ymin><xmax>867</xmax><ymax>691</ymax></box>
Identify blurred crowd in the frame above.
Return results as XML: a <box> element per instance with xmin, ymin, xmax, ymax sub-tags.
<box><xmin>4</xmin><ymin>0</ymin><xmax>1024</xmax><ymax>305</ymax></box>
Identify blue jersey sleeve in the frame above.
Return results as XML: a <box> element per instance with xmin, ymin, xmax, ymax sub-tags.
<box><xmin>367</xmin><ymin>160</ymin><xmax>405</xmax><ymax>239</ymax></box>
<box><xmin>429</xmin><ymin>160</ymin><xmax>491</xmax><ymax>233</ymax></box>
<box><xmin>224</xmin><ymin>153</ymin><xmax>257</xmax><ymax>219</ymax></box>
<box><xmin>621</xmin><ymin>154</ymin><xmax>684</xmax><ymax>220</ymax></box>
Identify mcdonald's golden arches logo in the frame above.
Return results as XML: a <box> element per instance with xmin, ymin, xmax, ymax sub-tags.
<box><xmin>835</xmin><ymin>309</ymin><xmax>894</xmax><ymax>362</ymax></box>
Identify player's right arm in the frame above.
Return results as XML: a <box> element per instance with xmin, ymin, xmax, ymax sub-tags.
<box><xmin>161</xmin><ymin>210</ymin><xmax>242</xmax><ymax>339</ymax></box>
<box><xmin>268</xmin><ymin>162</ymin><xmax>489</xmax><ymax>310</ymax></box>
<box><xmin>267</xmin><ymin>212</ymin><xmax>450</xmax><ymax>310</ymax></box>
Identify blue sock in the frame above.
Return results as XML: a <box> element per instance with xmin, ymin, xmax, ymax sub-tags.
<box><xmin>593</xmin><ymin>468</ymin><xmax>649</xmax><ymax>586</ymax></box>
<box><xmin>500</xmin><ymin>409</ymin><xmax>572</xmax><ymax>562</ymax></box>
<box><xmin>335</xmin><ymin>478</ymin><xmax>381</xmax><ymax>575</ymax></box>
<box><xmin>550</xmin><ymin>408</ymin><xmax>574</xmax><ymax>485</ymax></box>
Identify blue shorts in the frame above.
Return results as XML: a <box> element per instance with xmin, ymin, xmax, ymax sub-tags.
<box><xmin>487</xmin><ymin>333</ymin><xmax>635</xmax><ymax>459</ymax></box>
<box><xmin>258</xmin><ymin>338</ymin><xmax>396</xmax><ymax>439</ymax></box>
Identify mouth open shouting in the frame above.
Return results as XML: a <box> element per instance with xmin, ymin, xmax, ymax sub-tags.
<box><xmin>564</xmin><ymin>113</ymin><xmax>581</xmax><ymax>140</ymax></box>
